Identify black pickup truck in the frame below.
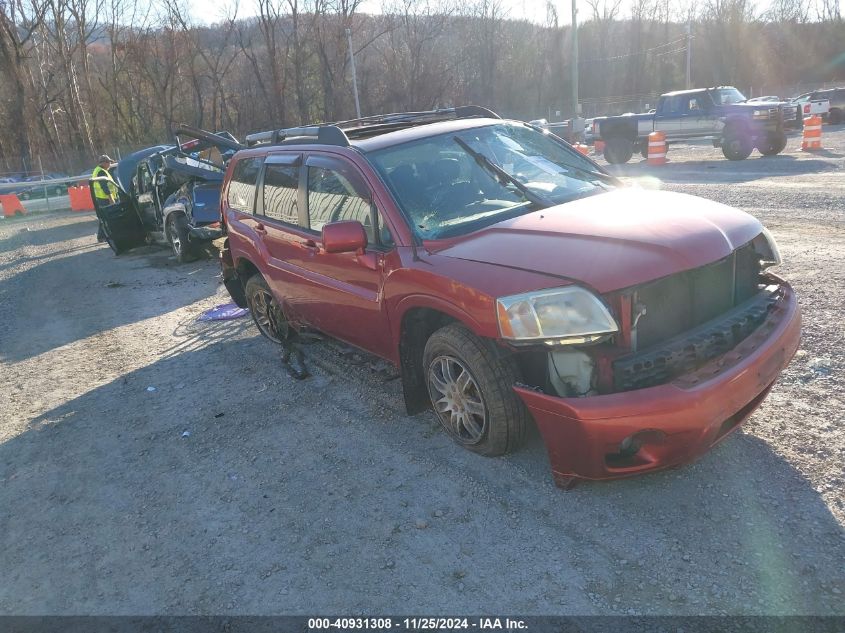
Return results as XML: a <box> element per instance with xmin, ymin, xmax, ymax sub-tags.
<box><xmin>593</xmin><ymin>86</ymin><xmax>801</xmax><ymax>163</ymax></box>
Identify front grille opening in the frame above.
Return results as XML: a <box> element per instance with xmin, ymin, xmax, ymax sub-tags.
<box><xmin>613</xmin><ymin>288</ymin><xmax>779</xmax><ymax>392</ymax></box>
<box><xmin>634</xmin><ymin>241</ymin><xmax>762</xmax><ymax>350</ymax></box>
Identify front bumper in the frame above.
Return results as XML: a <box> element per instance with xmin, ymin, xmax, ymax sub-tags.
<box><xmin>514</xmin><ymin>283</ymin><xmax>801</xmax><ymax>487</ymax></box>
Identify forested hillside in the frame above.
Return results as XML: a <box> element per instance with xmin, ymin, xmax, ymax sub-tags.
<box><xmin>1</xmin><ymin>0</ymin><xmax>843</xmax><ymax>172</ymax></box>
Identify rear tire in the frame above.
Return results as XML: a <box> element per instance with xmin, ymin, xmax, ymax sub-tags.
<box><xmin>828</xmin><ymin>108</ymin><xmax>842</xmax><ymax>125</ymax></box>
<box><xmin>758</xmin><ymin>130</ymin><xmax>788</xmax><ymax>156</ymax></box>
<box><xmin>603</xmin><ymin>137</ymin><xmax>634</xmax><ymax>164</ymax></box>
<box><xmin>244</xmin><ymin>273</ymin><xmax>288</xmax><ymax>344</ymax></box>
<box><xmin>721</xmin><ymin>127</ymin><xmax>753</xmax><ymax>160</ymax></box>
<box><xmin>167</xmin><ymin>213</ymin><xmax>198</xmax><ymax>263</ymax></box>
<box><xmin>423</xmin><ymin>323</ymin><xmax>528</xmax><ymax>457</ymax></box>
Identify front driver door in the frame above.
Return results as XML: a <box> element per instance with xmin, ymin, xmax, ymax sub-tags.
<box><xmin>287</xmin><ymin>153</ymin><xmax>395</xmax><ymax>358</ymax></box>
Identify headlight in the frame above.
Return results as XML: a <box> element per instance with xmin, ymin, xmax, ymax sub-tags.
<box><xmin>496</xmin><ymin>286</ymin><xmax>619</xmax><ymax>344</ymax></box>
<box><xmin>756</xmin><ymin>227</ymin><xmax>782</xmax><ymax>267</ymax></box>
<box><xmin>753</xmin><ymin>109</ymin><xmax>769</xmax><ymax>119</ymax></box>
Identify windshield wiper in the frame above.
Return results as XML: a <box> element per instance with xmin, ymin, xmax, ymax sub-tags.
<box><xmin>564</xmin><ymin>164</ymin><xmax>618</xmax><ymax>186</ymax></box>
<box><xmin>453</xmin><ymin>136</ymin><xmax>548</xmax><ymax>207</ymax></box>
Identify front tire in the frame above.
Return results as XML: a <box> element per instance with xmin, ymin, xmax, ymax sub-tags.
<box><xmin>244</xmin><ymin>273</ymin><xmax>288</xmax><ymax>344</ymax></box>
<box><xmin>603</xmin><ymin>137</ymin><xmax>634</xmax><ymax>164</ymax></box>
<box><xmin>423</xmin><ymin>323</ymin><xmax>528</xmax><ymax>457</ymax></box>
<box><xmin>828</xmin><ymin>108</ymin><xmax>842</xmax><ymax>125</ymax></box>
<box><xmin>758</xmin><ymin>130</ymin><xmax>788</xmax><ymax>156</ymax></box>
<box><xmin>167</xmin><ymin>213</ymin><xmax>198</xmax><ymax>263</ymax></box>
<box><xmin>722</xmin><ymin>127</ymin><xmax>753</xmax><ymax>160</ymax></box>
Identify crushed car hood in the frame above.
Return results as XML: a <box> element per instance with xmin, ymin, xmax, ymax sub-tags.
<box><xmin>427</xmin><ymin>189</ymin><xmax>764</xmax><ymax>294</ymax></box>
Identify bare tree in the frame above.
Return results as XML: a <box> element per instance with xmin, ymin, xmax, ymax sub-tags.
<box><xmin>0</xmin><ymin>0</ymin><xmax>49</xmax><ymax>169</ymax></box>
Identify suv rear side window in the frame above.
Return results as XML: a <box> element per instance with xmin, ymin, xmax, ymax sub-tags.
<box><xmin>263</xmin><ymin>164</ymin><xmax>299</xmax><ymax>225</ymax></box>
<box><xmin>227</xmin><ymin>157</ymin><xmax>262</xmax><ymax>213</ymax></box>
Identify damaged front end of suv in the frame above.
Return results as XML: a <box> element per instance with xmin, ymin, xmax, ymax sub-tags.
<box><xmin>462</xmin><ymin>203</ymin><xmax>800</xmax><ymax>487</ymax></box>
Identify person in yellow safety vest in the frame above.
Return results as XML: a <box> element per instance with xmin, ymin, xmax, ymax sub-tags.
<box><xmin>92</xmin><ymin>154</ymin><xmax>118</xmax><ymax>203</ymax></box>
<box><xmin>92</xmin><ymin>154</ymin><xmax>119</xmax><ymax>242</ymax></box>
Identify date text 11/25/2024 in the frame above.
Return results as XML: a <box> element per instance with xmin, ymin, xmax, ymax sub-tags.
<box><xmin>307</xmin><ymin>617</ymin><xmax>528</xmax><ymax>630</ymax></box>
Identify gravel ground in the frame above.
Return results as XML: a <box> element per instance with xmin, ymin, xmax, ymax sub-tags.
<box><xmin>0</xmin><ymin>127</ymin><xmax>843</xmax><ymax>616</ymax></box>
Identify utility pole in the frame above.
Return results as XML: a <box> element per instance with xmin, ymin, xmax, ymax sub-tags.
<box><xmin>685</xmin><ymin>22</ymin><xmax>692</xmax><ymax>90</ymax></box>
<box><xmin>571</xmin><ymin>0</ymin><xmax>579</xmax><ymax>118</ymax></box>
<box><xmin>346</xmin><ymin>28</ymin><xmax>362</xmax><ymax>119</ymax></box>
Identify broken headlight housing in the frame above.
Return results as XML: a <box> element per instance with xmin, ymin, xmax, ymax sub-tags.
<box><xmin>753</xmin><ymin>227</ymin><xmax>782</xmax><ymax>268</ymax></box>
<box><xmin>496</xmin><ymin>286</ymin><xmax>619</xmax><ymax>345</ymax></box>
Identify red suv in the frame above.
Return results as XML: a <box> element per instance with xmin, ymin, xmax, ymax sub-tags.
<box><xmin>219</xmin><ymin>107</ymin><xmax>800</xmax><ymax>488</ymax></box>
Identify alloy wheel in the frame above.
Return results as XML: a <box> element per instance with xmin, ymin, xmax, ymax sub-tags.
<box><xmin>427</xmin><ymin>355</ymin><xmax>487</xmax><ymax>444</ymax></box>
<box><xmin>249</xmin><ymin>287</ymin><xmax>284</xmax><ymax>343</ymax></box>
<box><xmin>169</xmin><ymin>219</ymin><xmax>182</xmax><ymax>255</ymax></box>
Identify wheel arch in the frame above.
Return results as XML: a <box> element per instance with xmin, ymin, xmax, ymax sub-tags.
<box><xmin>598</xmin><ymin>118</ymin><xmax>638</xmax><ymax>142</ymax></box>
<box><xmin>398</xmin><ymin>305</ymin><xmax>459</xmax><ymax>415</ymax></box>
<box><xmin>162</xmin><ymin>204</ymin><xmax>188</xmax><ymax>240</ymax></box>
<box><xmin>395</xmin><ymin>295</ymin><xmax>493</xmax><ymax>415</ymax></box>
<box><xmin>235</xmin><ymin>255</ymin><xmax>261</xmax><ymax>282</ymax></box>
<box><xmin>722</xmin><ymin>116</ymin><xmax>750</xmax><ymax>135</ymax></box>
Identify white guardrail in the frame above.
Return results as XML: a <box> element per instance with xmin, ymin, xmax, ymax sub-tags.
<box><xmin>0</xmin><ymin>175</ymin><xmax>90</xmax><ymax>215</ymax></box>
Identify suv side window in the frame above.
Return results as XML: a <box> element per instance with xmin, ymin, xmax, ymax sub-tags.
<box><xmin>687</xmin><ymin>96</ymin><xmax>701</xmax><ymax>112</ymax></box>
<box><xmin>306</xmin><ymin>162</ymin><xmax>394</xmax><ymax>248</ymax></box>
<box><xmin>227</xmin><ymin>157</ymin><xmax>262</xmax><ymax>214</ymax></box>
<box><xmin>262</xmin><ymin>163</ymin><xmax>300</xmax><ymax>225</ymax></box>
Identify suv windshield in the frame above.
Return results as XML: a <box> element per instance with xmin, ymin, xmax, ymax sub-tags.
<box><xmin>369</xmin><ymin>122</ymin><xmax>614</xmax><ymax>239</ymax></box>
<box><xmin>712</xmin><ymin>88</ymin><xmax>747</xmax><ymax>105</ymax></box>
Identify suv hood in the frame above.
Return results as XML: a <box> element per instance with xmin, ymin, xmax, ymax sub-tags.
<box><xmin>427</xmin><ymin>189</ymin><xmax>764</xmax><ymax>294</ymax></box>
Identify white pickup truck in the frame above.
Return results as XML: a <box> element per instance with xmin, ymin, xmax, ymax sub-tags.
<box><xmin>792</xmin><ymin>94</ymin><xmax>831</xmax><ymax>120</ymax></box>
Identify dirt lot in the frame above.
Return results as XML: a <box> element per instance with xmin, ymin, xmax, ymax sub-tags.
<box><xmin>1</xmin><ymin>128</ymin><xmax>843</xmax><ymax>616</ymax></box>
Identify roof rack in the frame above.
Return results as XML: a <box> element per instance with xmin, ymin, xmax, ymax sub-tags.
<box><xmin>244</xmin><ymin>105</ymin><xmax>500</xmax><ymax>148</ymax></box>
<box><xmin>335</xmin><ymin>105</ymin><xmax>500</xmax><ymax>130</ymax></box>
<box><xmin>245</xmin><ymin>125</ymin><xmax>350</xmax><ymax>148</ymax></box>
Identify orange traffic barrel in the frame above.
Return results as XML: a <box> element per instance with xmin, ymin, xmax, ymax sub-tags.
<box><xmin>0</xmin><ymin>194</ymin><xmax>26</xmax><ymax>218</ymax></box>
<box><xmin>574</xmin><ymin>143</ymin><xmax>590</xmax><ymax>155</ymax></box>
<box><xmin>647</xmin><ymin>131</ymin><xmax>667</xmax><ymax>165</ymax></box>
<box><xmin>802</xmin><ymin>115</ymin><xmax>822</xmax><ymax>151</ymax></box>
<box><xmin>68</xmin><ymin>185</ymin><xmax>95</xmax><ymax>212</ymax></box>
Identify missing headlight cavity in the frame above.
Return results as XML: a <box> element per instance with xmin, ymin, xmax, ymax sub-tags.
<box><xmin>548</xmin><ymin>349</ymin><xmax>596</xmax><ymax>397</ymax></box>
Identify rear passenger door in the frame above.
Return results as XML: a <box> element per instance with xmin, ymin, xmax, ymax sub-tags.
<box><xmin>654</xmin><ymin>96</ymin><xmax>684</xmax><ymax>136</ymax></box>
<box><xmin>293</xmin><ymin>153</ymin><xmax>395</xmax><ymax>356</ymax></box>
<box><xmin>253</xmin><ymin>152</ymin><xmax>313</xmax><ymax>325</ymax></box>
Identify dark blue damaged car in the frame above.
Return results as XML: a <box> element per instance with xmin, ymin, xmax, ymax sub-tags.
<box><xmin>90</xmin><ymin>125</ymin><xmax>243</xmax><ymax>261</ymax></box>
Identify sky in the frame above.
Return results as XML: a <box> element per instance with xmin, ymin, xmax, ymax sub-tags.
<box><xmin>187</xmin><ymin>0</ymin><xmax>579</xmax><ymax>26</ymax></box>
<box><xmin>187</xmin><ymin>0</ymin><xmax>778</xmax><ymax>27</ymax></box>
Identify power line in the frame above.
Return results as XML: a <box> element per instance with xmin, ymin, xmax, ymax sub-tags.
<box><xmin>578</xmin><ymin>35</ymin><xmax>688</xmax><ymax>64</ymax></box>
